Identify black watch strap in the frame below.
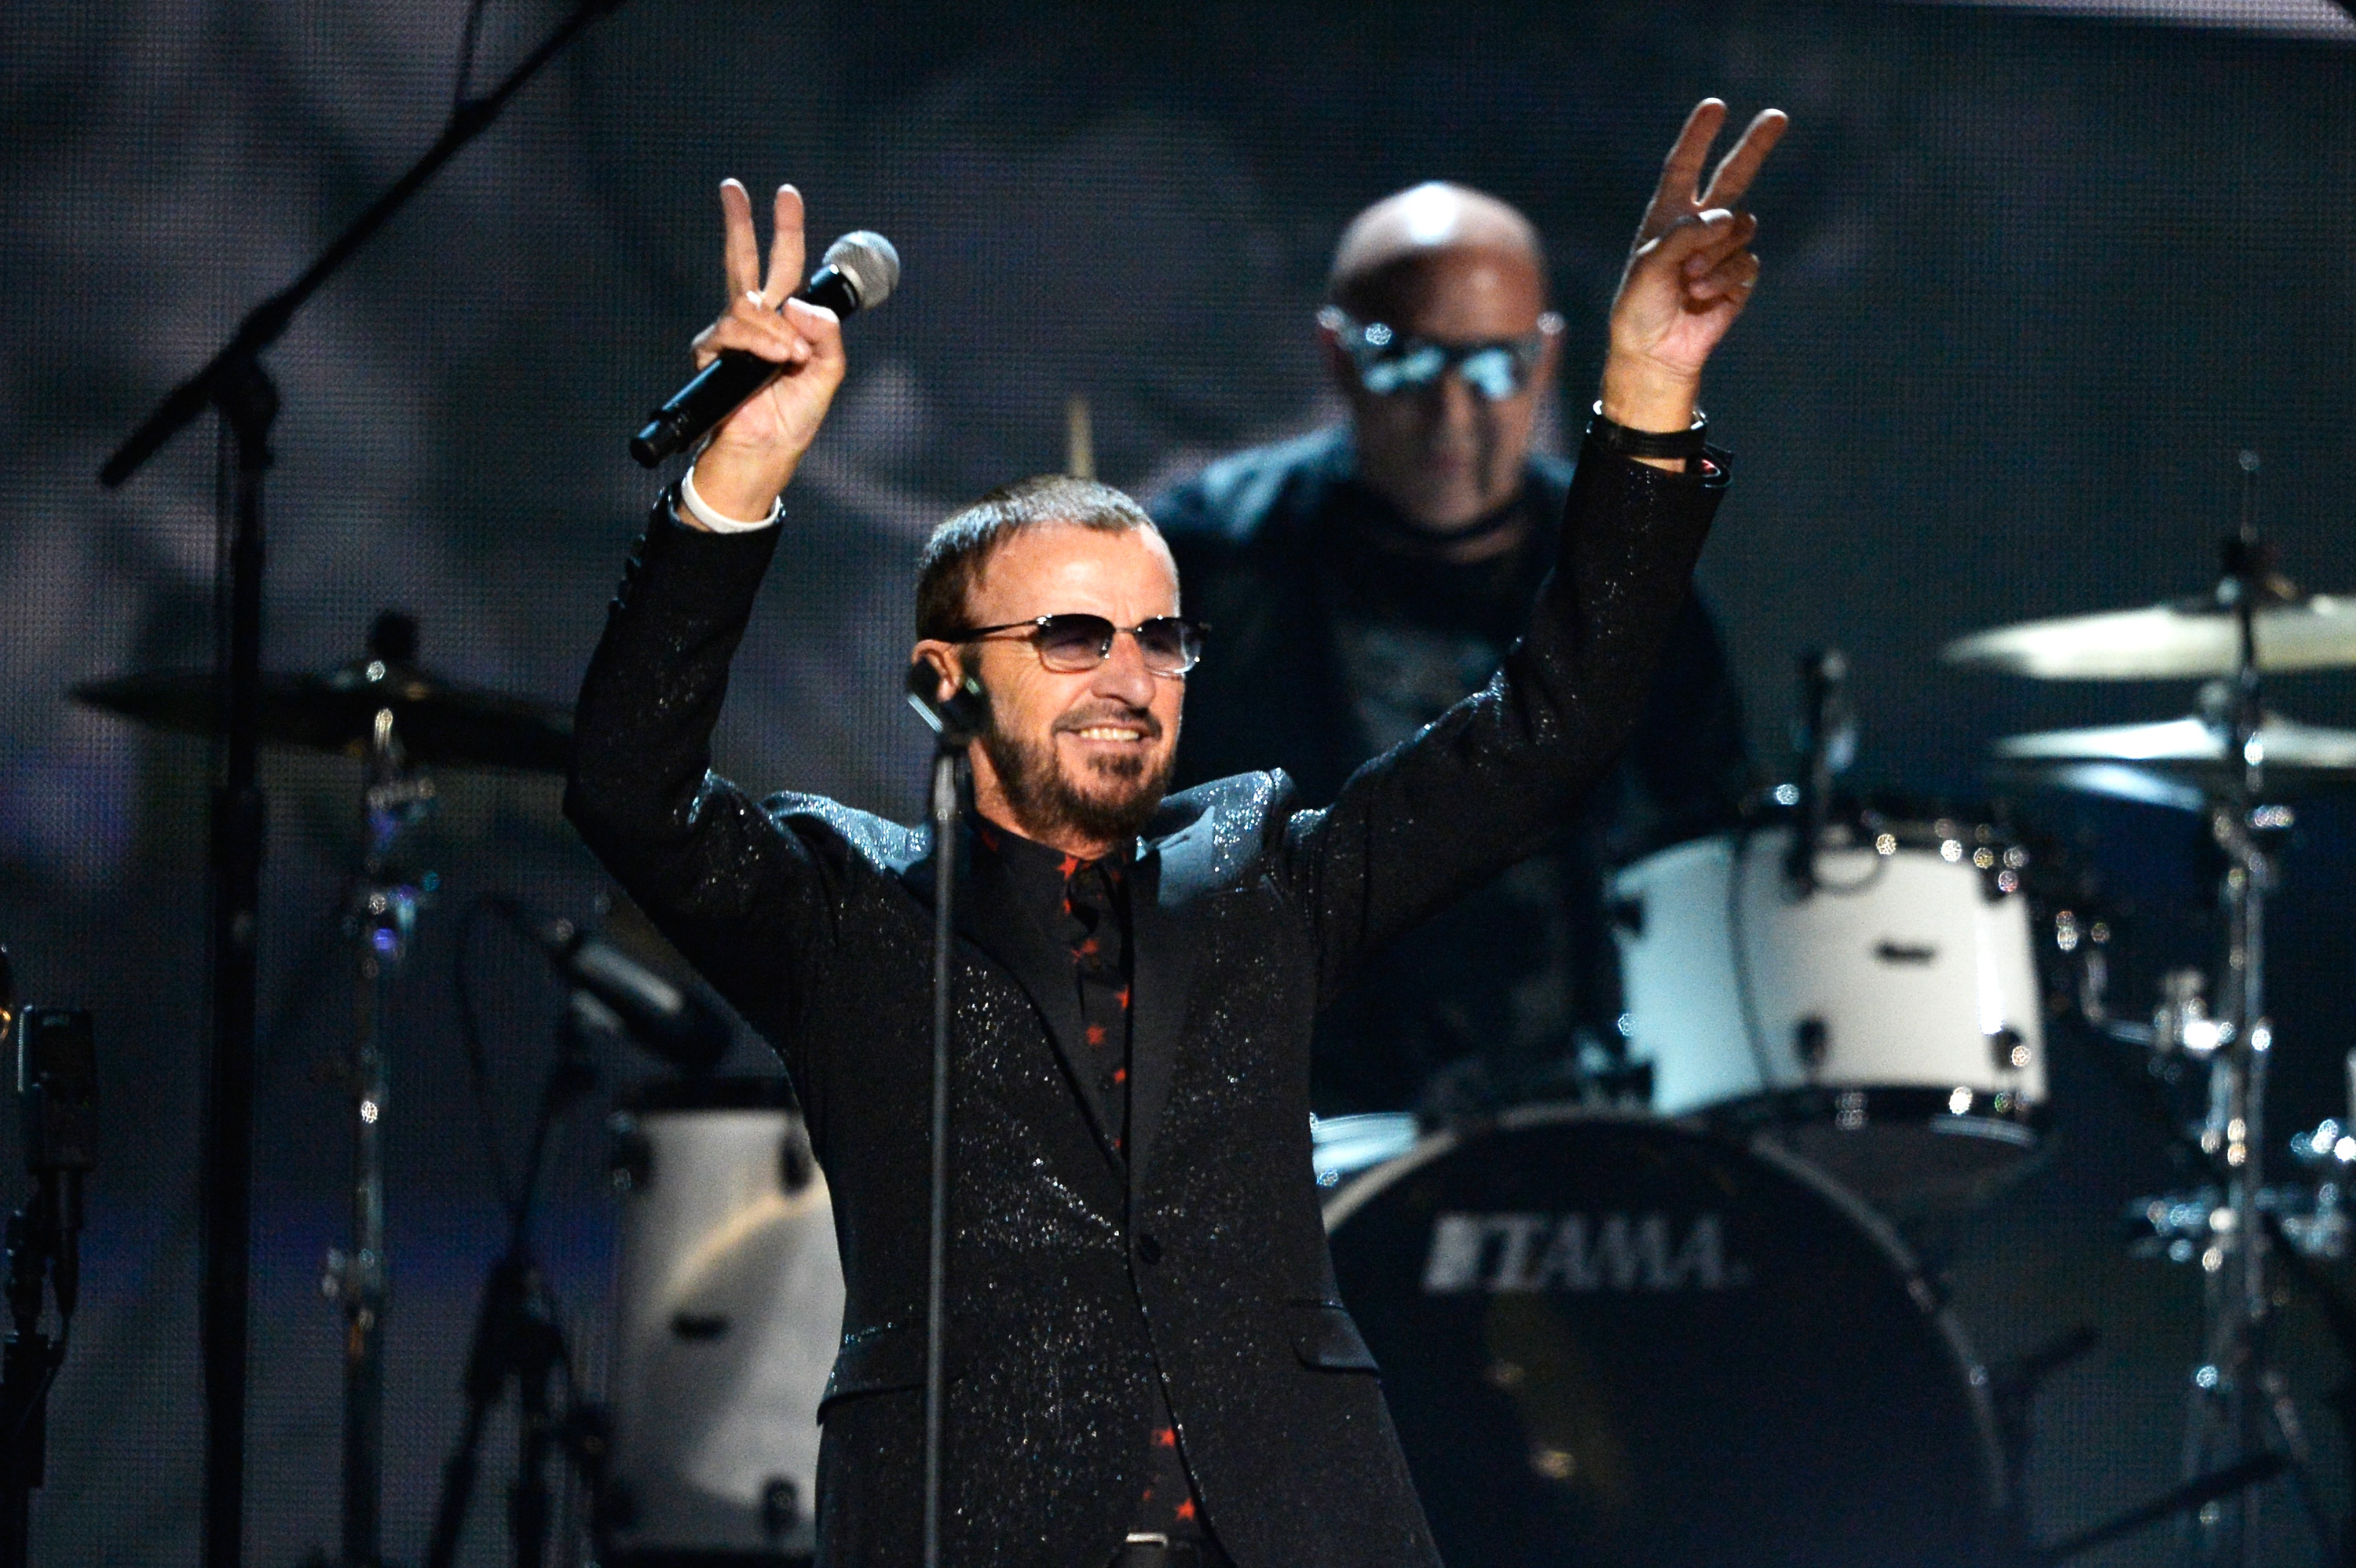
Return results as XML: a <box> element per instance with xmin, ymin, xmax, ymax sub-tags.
<box><xmin>1587</xmin><ymin>400</ymin><xmax>1710</xmax><ymax>461</ymax></box>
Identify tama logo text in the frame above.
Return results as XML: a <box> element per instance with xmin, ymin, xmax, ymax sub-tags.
<box><xmin>1420</xmin><ymin>1212</ymin><xmax>1743</xmax><ymax>1294</ymax></box>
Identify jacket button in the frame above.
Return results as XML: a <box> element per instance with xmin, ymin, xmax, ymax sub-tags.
<box><xmin>1136</xmin><ymin>1233</ymin><xmax>1163</xmax><ymax>1265</ymax></box>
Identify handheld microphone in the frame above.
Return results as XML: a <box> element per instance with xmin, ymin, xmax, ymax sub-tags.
<box><xmin>630</xmin><ymin>230</ymin><xmax>902</xmax><ymax>468</ymax></box>
<box><xmin>497</xmin><ymin>901</ymin><xmax>731</xmax><ymax>1073</ymax></box>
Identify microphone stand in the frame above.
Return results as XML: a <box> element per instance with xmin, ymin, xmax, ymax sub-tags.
<box><xmin>91</xmin><ymin>5</ymin><xmax>631</xmax><ymax>1563</ymax></box>
<box><xmin>904</xmin><ymin>664</ymin><xmax>988</xmax><ymax>1568</ymax></box>
<box><xmin>1781</xmin><ymin>647</ymin><xmax>1848</xmax><ymax>897</ymax></box>
<box><xmin>421</xmin><ymin>995</ymin><xmax>618</xmax><ymax>1568</ymax></box>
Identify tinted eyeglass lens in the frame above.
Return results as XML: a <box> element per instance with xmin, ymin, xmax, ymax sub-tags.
<box><xmin>1134</xmin><ymin>618</ymin><xmax>1199</xmax><ymax>674</ymax></box>
<box><xmin>1033</xmin><ymin>614</ymin><xmax>1117</xmax><ymax>671</ymax></box>
<box><xmin>1357</xmin><ymin>338</ymin><xmax>1531</xmax><ymax>401</ymax></box>
<box><xmin>1359</xmin><ymin>344</ymin><xmax>1449</xmax><ymax>397</ymax></box>
<box><xmin>1024</xmin><ymin>616</ymin><xmax>1200</xmax><ymax>674</ymax></box>
<box><xmin>1455</xmin><ymin>345</ymin><xmax>1525</xmax><ymax>400</ymax></box>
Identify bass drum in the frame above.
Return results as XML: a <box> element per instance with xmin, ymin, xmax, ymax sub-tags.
<box><xmin>1324</xmin><ymin>1107</ymin><xmax>2003</xmax><ymax>1568</ymax></box>
<box><xmin>605</xmin><ymin>1077</ymin><xmax>843</xmax><ymax>1566</ymax></box>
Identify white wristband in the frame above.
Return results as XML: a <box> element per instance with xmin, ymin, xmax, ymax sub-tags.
<box><xmin>679</xmin><ymin>463</ymin><xmax>783</xmax><ymax>533</ymax></box>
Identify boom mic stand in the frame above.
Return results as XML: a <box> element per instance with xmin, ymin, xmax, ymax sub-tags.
<box><xmin>904</xmin><ymin>663</ymin><xmax>988</xmax><ymax>1568</ymax></box>
<box><xmin>92</xmin><ymin>7</ymin><xmax>631</xmax><ymax>1563</ymax></box>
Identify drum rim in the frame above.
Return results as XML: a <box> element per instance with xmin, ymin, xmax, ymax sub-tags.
<box><xmin>1320</xmin><ymin>1102</ymin><xmax>2010</xmax><ymax>1520</ymax></box>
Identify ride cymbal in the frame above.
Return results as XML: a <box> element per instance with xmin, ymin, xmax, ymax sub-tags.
<box><xmin>75</xmin><ymin>657</ymin><xmax>573</xmax><ymax>773</ymax></box>
<box><xmin>1944</xmin><ymin>592</ymin><xmax>2356</xmax><ymax>681</ymax></box>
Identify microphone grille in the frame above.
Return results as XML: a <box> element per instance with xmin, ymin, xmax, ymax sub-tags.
<box><xmin>822</xmin><ymin>231</ymin><xmax>901</xmax><ymax>310</ymax></box>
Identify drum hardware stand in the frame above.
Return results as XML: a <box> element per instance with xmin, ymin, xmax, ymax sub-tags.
<box><xmin>423</xmin><ymin>971</ymin><xmax>621</xmax><ymax>1568</ymax></box>
<box><xmin>0</xmin><ymin>992</ymin><xmax>97</xmax><ymax>1568</ymax></box>
<box><xmin>2033</xmin><ymin>1453</ymin><xmax>2288</xmax><ymax>1566</ymax></box>
<box><xmin>320</xmin><ymin>615</ymin><xmax>437</xmax><ymax>1568</ymax></box>
<box><xmin>93</xmin><ymin>7</ymin><xmax>632</xmax><ymax>1562</ymax></box>
<box><xmin>2171</xmin><ymin>452</ymin><xmax>2336</xmax><ymax>1566</ymax></box>
<box><xmin>905</xmin><ymin>663</ymin><xmax>989</xmax><ymax>1568</ymax></box>
<box><xmin>1990</xmin><ymin>1324</ymin><xmax>2099</xmax><ymax>1560</ymax></box>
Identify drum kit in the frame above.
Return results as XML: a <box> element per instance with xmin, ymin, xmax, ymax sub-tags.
<box><xmin>1319</xmin><ymin>454</ymin><xmax>2356</xmax><ymax>1566</ymax></box>
<box><xmin>62</xmin><ymin>459</ymin><xmax>2356</xmax><ymax>1566</ymax></box>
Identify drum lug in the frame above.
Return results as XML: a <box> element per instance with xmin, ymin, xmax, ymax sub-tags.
<box><xmin>608</xmin><ymin>1115</ymin><xmax>653</xmax><ymax>1193</ymax></box>
<box><xmin>781</xmin><ymin>1123</ymin><xmax>818</xmax><ymax>1194</ymax></box>
<box><xmin>1794</xmin><ymin>1017</ymin><xmax>1830</xmax><ymax>1068</ymax></box>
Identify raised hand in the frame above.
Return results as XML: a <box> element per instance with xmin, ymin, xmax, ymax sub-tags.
<box><xmin>1601</xmin><ymin>99</ymin><xmax>1787</xmax><ymax>433</ymax></box>
<box><xmin>679</xmin><ymin>179</ymin><xmax>849</xmax><ymax>526</ymax></box>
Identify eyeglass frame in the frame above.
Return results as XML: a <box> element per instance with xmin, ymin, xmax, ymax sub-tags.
<box><xmin>945</xmin><ymin>612</ymin><xmax>1209</xmax><ymax>676</ymax></box>
<box><xmin>1318</xmin><ymin>305</ymin><xmax>1564</xmax><ymax>401</ymax></box>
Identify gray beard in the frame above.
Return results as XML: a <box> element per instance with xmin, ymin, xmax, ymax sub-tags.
<box><xmin>980</xmin><ymin>717</ymin><xmax>1171</xmax><ymax>848</ymax></box>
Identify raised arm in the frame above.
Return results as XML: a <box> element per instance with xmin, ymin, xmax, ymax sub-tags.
<box><xmin>1275</xmin><ymin>98</ymin><xmax>1784</xmax><ymax>999</ymax></box>
<box><xmin>565</xmin><ymin>179</ymin><xmax>851</xmax><ymax>1049</ymax></box>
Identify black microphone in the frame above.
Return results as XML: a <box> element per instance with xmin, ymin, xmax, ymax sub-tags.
<box><xmin>904</xmin><ymin>661</ymin><xmax>990</xmax><ymax>748</ymax></box>
<box><xmin>630</xmin><ymin>230</ymin><xmax>902</xmax><ymax>468</ymax></box>
<box><xmin>1783</xmin><ymin>647</ymin><xmax>1849</xmax><ymax>897</ymax></box>
<box><xmin>498</xmin><ymin>902</ymin><xmax>731</xmax><ymax>1073</ymax></box>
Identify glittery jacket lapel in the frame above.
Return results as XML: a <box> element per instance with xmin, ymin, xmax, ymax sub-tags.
<box><xmin>1125</xmin><ymin>817</ymin><xmax>1209</xmax><ymax>1188</ymax></box>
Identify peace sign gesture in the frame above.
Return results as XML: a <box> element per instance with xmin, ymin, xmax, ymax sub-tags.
<box><xmin>1601</xmin><ymin>99</ymin><xmax>1788</xmax><ymax>432</ymax></box>
<box><xmin>679</xmin><ymin>179</ymin><xmax>850</xmax><ymax>526</ymax></box>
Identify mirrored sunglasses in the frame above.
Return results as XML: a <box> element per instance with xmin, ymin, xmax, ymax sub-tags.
<box><xmin>1319</xmin><ymin>305</ymin><xmax>1563</xmax><ymax>401</ymax></box>
<box><xmin>951</xmin><ymin>613</ymin><xmax>1206</xmax><ymax>676</ymax></box>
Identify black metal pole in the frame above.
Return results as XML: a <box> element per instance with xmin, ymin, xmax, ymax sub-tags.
<box><xmin>203</xmin><ymin>360</ymin><xmax>276</xmax><ymax>1568</ymax></box>
<box><xmin>923</xmin><ymin>749</ymin><xmax>960</xmax><ymax>1568</ymax></box>
<box><xmin>903</xmin><ymin>663</ymin><xmax>984</xmax><ymax>1568</ymax></box>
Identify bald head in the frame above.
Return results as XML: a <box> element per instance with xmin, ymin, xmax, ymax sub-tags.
<box><xmin>1322</xmin><ymin>183</ymin><xmax>1560</xmax><ymax>543</ymax></box>
<box><xmin>1329</xmin><ymin>182</ymin><xmax>1547</xmax><ymax>323</ymax></box>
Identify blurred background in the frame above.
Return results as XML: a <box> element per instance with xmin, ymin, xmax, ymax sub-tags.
<box><xmin>1</xmin><ymin>0</ymin><xmax>2354</xmax><ymax>1560</ymax></box>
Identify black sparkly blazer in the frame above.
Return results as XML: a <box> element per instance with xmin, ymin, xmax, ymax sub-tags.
<box><xmin>565</xmin><ymin>433</ymin><xmax>1725</xmax><ymax>1568</ymax></box>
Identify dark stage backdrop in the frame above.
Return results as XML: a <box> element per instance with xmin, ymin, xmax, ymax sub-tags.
<box><xmin>2</xmin><ymin>1</ymin><xmax>2353</xmax><ymax>1562</ymax></box>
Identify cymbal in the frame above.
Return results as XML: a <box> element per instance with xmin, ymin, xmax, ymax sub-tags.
<box><xmin>1992</xmin><ymin>710</ymin><xmax>2356</xmax><ymax>807</ymax></box>
<box><xmin>1944</xmin><ymin>591</ymin><xmax>2356</xmax><ymax>680</ymax></box>
<box><xmin>76</xmin><ymin>658</ymin><xmax>573</xmax><ymax>774</ymax></box>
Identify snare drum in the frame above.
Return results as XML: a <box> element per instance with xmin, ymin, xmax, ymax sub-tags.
<box><xmin>605</xmin><ymin>1078</ymin><xmax>843</xmax><ymax>1565</ymax></box>
<box><xmin>1611</xmin><ymin>808</ymin><xmax>2048</xmax><ymax>1208</ymax></box>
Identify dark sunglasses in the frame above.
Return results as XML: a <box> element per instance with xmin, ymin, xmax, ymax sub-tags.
<box><xmin>950</xmin><ymin>613</ymin><xmax>1207</xmax><ymax>676</ymax></box>
<box><xmin>1319</xmin><ymin>305</ymin><xmax>1564</xmax><ymax>401</ymax></box>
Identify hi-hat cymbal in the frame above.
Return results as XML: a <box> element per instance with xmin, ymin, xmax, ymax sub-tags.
<box><xmin>1944</xmin><ymin>591</ymin><xmax>2356</xmax><ymax>680</ymax></box>
<box><xmin>76</xmin><ymin>657</ymin><xmax>573</xmax><ymax>773</ymax></box>
<box><xmin>1992</xmin><ymin>710</ymin><xmax>2356</xmax><ymax>807</ymax></box>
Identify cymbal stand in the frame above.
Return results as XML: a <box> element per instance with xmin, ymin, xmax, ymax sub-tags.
<box><xmin>2178</xmin><ymin>453</ymin><xmax>2336</xmax><ymax>1565</ymax></box>
<box><xmin>324</xmin><ymin>659</ymin><xmax>434</xmax><ymax>1568</ymax></box>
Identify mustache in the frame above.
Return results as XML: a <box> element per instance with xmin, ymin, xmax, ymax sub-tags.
<box><xmin>1051</xmin><ymin>704</ymin><xmax>1164</xmax><ymax>740</ymax></box>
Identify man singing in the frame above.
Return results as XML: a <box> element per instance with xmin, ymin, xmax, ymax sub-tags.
<box><xmin>568</xmin><ymin>98</ymin><xmax>1784</xmax><ymax>1568</ymax></box>
<box><xmin>1154</xmin><ymin>181</ymin><xmax>1754</xmax><ymax>1117</ymax></box>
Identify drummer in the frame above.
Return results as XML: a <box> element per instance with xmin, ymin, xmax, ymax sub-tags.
<box><xmin>1151</xmin><ymin>181</ymin><xmax>1754</xmax><ymax>1117</ymax></box>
